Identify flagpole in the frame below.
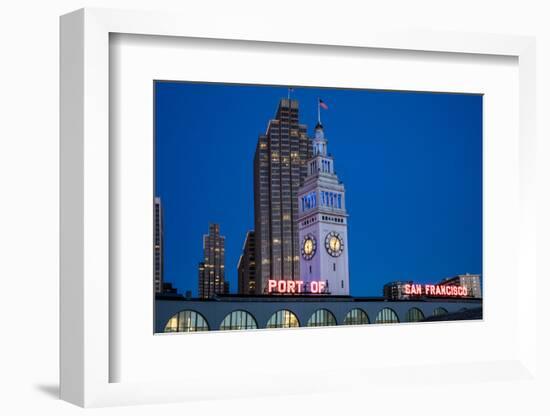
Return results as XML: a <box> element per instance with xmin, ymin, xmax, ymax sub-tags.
<box><xmin>317</xmin><ymin>98</ymin><xmax>321</xmax><ymax>125</ymax></box>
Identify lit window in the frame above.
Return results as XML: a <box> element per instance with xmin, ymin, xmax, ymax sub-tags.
<box><xmin>267</xmin><ymin>310</ymin><xmax>300</xmax><ymax>328</ymax></box>
<box><xmin>163</xmin><ymin>310</ymin><xmax>209</xmax><ymax>333</ymax></box>
<box><xmin>219</xmin><ymin>310</ymin><xmax>258</xmax><ymax>331</ymax></box>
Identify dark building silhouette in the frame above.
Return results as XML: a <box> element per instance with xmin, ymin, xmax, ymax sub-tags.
<box><xmin>161</xmin><ymin>282</ymin><xmax>179</xmax><ymax>295</ymax></box>
<box><xmin>198</xmin><ymin>223</ymin><xmax>228</xmax><ymax>299</ymax></box>
<box><xmin>154</xmin><ymin>197</ymin><xmax>164</xmax><ymax>294</ymax></box>
<box><xmin>253</xmin><ymin>99</ymin><xmax>312</xmax><ymax>294</ymax></box>
<box><xmin>237</xmin><ymin>230</ymin><xmax>256</xmax><ymax>294</ymax></box>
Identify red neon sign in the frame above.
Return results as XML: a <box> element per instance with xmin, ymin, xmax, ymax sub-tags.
<box><xmin>403</xmin><ymin>283</ymin><xmax>468</xmax><ymax>297</ymax></box>
<box><xmin>267</xmin><ymin>279</ymin><xmax>327</xmax><ymax>294</ymax></box>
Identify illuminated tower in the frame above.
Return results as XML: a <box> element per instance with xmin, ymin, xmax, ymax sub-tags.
<box><xmin>198</xmin><ymin>223</ymin><xmax>228</xmax><ymax>298</ymax></box>
<box><xmin>154</xmin><ymin>197</ymin><xmax>164</xmax><ymax>294</ymax></box>
<box><xmin>253</xmin><ymin>99</ymin><xmax>312</xmax><ymax>294</ymax></box>
<box><xmin>296</xmin><ymin>122</ymin><xmax>350</xmax><ymax>295</ymax></box>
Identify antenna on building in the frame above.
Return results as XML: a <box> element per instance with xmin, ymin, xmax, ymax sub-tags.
<box><xmin>317</xmin><ymin>97</ymin><xmax>321</xmax><ymax>125</ymax></box>
<box><xmin>287</xmin><ymin>87</ymin><xmax>294</xmax><ymax>100</ymax></box>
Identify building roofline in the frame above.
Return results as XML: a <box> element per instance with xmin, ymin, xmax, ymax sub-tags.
<box><xmin>155</xmin><ymin>293</ymin><xmax>482</xmax><ymax>303</ymax></box>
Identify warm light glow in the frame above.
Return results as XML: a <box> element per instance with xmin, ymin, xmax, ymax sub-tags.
<box><xmin>310</xmin><ymin>281</ymin><xmax>327</xmax><ymax>294</ymax></box>
<box><xmin>303</xmin><ymin>239</ymin><xmax>314</xmax><ymax>255</ymax></box>
<box><xmin>403</xmin><ymin>283</ymin><xmax>468</xmax><ymax>297</ymax></box>
<box><xmin>267</xmin><ymin>279</ymin><xmax>327</xmax><ymax>294</ymax></box>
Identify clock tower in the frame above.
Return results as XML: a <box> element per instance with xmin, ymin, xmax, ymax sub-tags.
<box><xmin>297</xmin><ymin>122</ymin><xmax>349</xmax><ymax>295</ymax></box>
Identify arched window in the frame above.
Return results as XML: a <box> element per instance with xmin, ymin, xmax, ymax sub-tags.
<box><xmin>163</xmin><ymin>310</ymin><xmax>209</xmax><ymax>333</ymax></box>
<box><xmin>375</xmin><ymin>307</ymin><xmax>399</xmax><ymax>324</ymax></box>
<box><xmin>219</xmin><ymin>310</ymin><xmax>258</xmax><ymax>331</ymax></box>
<box><xmin>433</xmin><ymin>307</ymin><xmax>448</xmax><ymax>317</ymax></box>
<box><xmin>406</xmin><ymin>307</ymin><xmax>425</xmax><ymax>323</ymax></box>
<box><xmin>306</xmin><ymin>309</ymin><xmax>337</xmax><ymax>327</ymax></box>
<box><xmin>266</xmin><ymin>310</ymin><xmax>300</xmax><ymax>328</ymax></box>
<box><xmin>343</xmin><ymin>308</ymin><xmax>369</xmax><ymax>325</ymax></box>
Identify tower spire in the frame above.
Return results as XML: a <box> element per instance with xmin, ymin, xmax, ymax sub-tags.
<box><xmin>317</xmin><ymin>97</ymin><xmax>321</xmax><ymax>125</ymax></box>
<box><xmin>296</xmin><ymin>98</ymin><xmax>349</xmax><ymax>296</ymax></box>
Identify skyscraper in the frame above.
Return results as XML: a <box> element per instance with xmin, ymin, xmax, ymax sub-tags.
<box><xmin>297</xmin><ymin>122</ymin><xmax>350</xmax><ymax>295</ymax></box>
<box><xmin>198</xmin><ymin>223</ymin><xmax>228</xmax><ymax>299</ymax></box>
<box><xmin>253</xmin><ymin>99</ymin><xmax>312</xmax><ymax>294</ymax></box>
<box><xmin>154</xmin><ymin>197</ymin><xmax>164</xmax><ymax>294</ymax></box>
<box><xmin>237</xmin><ymin>230</ymin><xmax>256</xmax><ymax>294</ymax></box>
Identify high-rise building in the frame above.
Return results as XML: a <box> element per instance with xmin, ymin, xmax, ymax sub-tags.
<box><xmin>198</xmin><ymin>223</ymin><xmax>228</xmax><ymax>299</ymax></box>
<box><xmin>198</xmin><ymin>262</ymin><xmax>205</xmax><ymax>294</ymax></box>
<box><xmin>237</xmin><ymin>231</ymin><xmax>256</xmax><ymax>294</ymax></box>
<box><xmin>154</xmin><ymin>197</ymin><xmax>164</xmax><ymax>294</ymax></box>
<box><xmin>297</xmin><ymin>123</ymin><xmax>350</xmax><ymax>295</ymax></box>
<box><xmin>440</xmin><ymin>273</ymin><xmax>482</xmax><ymax>298</ymax></box>
<box><xmin>253</xmin><ymin>99</ymin><xmax>312</xmax><ymax>294</ymax></box>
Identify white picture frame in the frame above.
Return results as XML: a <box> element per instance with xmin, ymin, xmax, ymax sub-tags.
<box><xmin>60</xmin><ymin>7</ymin><xmax>538</xmax><ymax>408</ymax></box>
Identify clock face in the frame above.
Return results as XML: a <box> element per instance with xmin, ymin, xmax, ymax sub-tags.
<box><xmin>325</xmin><ymin>232</ymin><xmax>344</xmax><ymax>257</ymax></box>
<box><xmin>301</xmin><ymin>235</ymin><xmax>317</xmax><ymax>260</ymax></box>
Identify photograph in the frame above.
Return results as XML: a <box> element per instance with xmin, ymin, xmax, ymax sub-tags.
<box><xmin>153</xmin><ymin>81</ymin><xmax>483</xmax><ymax>333</ymax></box>
<box><xmin>2</xmin><ymin>0</ymin><xmax>542</xmax><ymax>412</ymax></box>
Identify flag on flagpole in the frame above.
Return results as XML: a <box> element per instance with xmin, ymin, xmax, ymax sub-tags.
<box><xmin>319</xmin><ymin>99</ymin><xmax>329</xmax><ymax>110</ymax></box>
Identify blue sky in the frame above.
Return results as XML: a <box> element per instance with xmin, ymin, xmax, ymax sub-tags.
<box><xmin>155</xmin><ymin>82</ymin><xmax>482</xmax><ymax>297</ymax></box>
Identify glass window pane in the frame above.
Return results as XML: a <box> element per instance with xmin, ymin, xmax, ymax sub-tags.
<box><xmin>220</xmin><ymin>310</ymin><xmax>258</xmax><ymax>331</ymax></box>
<box><xmin>306</xmin><ymin>309</ymin><xmax>336</xmax><ymax>327</ymax></box>
<box><xmin>343</xmin><ymin>308</ymin><xmax>369</xmax><ymax>325</ymax></box>
<box><xmin>267</xmin><ymin>309</ymin><xmax>300</xmax><ymax>328</ymax></box>
<box><xmin>406</xmin><ymin>307</ymin><xmax>424</xmax><ymax>322</ymax></box>
<box><xmin>163</xmin><ymin>310</ymin><xmax>209</xmax><ymax>332</ymax></box>
<box><xmin>433</xmin><ymin>307</ymin><xmax>448</xmax><ymax>317</ymax></box>
<box><xmin>374</xmin><ymin>308</ymin><xmax>399</xmax><ymax>324</ymax></box>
